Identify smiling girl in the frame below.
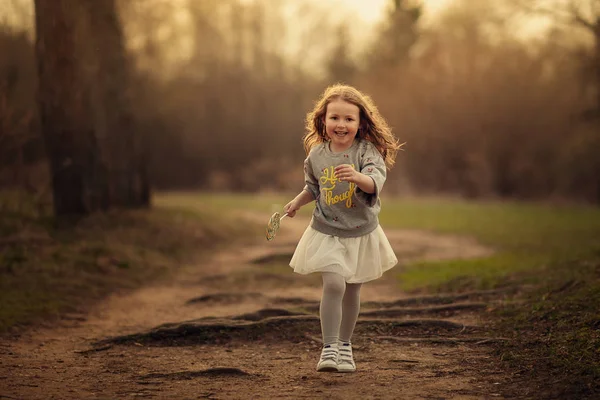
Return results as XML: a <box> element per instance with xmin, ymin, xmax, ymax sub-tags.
<box><xmin>284</xmin><ymin>84</ymin><xmax>402</xmax><ymax>372</ymax></box>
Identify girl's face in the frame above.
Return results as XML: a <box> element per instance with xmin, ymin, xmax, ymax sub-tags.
<box><xmin>324</xmin><ymin>99</ymin><xmax>360</xmax><ymax>152</ymax></box>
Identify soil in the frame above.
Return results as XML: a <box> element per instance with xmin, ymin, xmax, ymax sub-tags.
<box><xmin>0</xmin><ymin>214</ymin><xmax>522</xmax><ymax>399</ymax></box>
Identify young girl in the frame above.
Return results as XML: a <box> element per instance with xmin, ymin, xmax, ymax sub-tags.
<box><xmin>284</xmin><ymin>84</ymin><xmax>402</xmax><ymax>373</ymax></box>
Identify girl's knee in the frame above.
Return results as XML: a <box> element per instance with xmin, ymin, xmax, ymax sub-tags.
<box><xmin>344</xmin><ymin>283</ymin><xmax>362</xmax><ymax>300</ymax></box>
<box><xmin>322</xmin><ymin>273</ymin><xmax>346</xmax><ymax>298</ymax></box>
<box><xmin>346</xmin><ymin>283</ymin><xmax>362</xmax><ymax>292</ymax></box>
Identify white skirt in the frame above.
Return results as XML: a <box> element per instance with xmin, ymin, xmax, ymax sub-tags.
<box><xmin>289</xmin><ymin>225</ymin><xmax>398</xmax><ymax>284</ymax></box>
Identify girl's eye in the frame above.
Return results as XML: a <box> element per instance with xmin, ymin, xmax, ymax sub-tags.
<box><xmin>346</xmin><ymin>118</ymin><xmax>354</xmax><ymax>122</ymax></box>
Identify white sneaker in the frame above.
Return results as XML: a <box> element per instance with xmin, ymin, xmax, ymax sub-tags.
<box><xmin>316</xmin><ymin>344</ymin><xmax>339</xmax><ymax>372</ymax></box>
<box><xmin>337</xmin><ymin>342</ymin><xmax>356</xmax><ymax>372</ymax></box>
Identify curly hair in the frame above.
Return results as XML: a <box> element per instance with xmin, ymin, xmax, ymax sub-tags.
<box><xmin>303</xmin><ymin>84</ymin><xmax>403</xmax><ymax>169</ymax></box>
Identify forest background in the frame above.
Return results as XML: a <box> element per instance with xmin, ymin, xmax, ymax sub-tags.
<box><xmin>1</xmin><ymin>0</ymin><xmax>598</xmax><ymax>210</ymax></box>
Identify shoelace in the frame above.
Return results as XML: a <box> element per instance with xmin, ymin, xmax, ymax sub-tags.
<box><xmin>320</xmin><ymin>346</ymin><xmax>338</xmax><ymax>362</ymax></box>
<box><xmin>338</xmin><ymin>345</ymin><xmax>354</xmax><ymax>365</ymax></box>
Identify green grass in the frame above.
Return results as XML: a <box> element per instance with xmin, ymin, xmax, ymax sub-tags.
<box><xmin>493</xmin><ymin>254</ymin><xmax>600</xmax><ymax>398</ymax></box>
<box><xmin>379</xmin><ymin>198</ymin><xmax>600</xmax><ymax>292</ymax></box>
<box><xmin>380</xmin><ymin>198</ymin><xmax>600</xmax><ymax>256</ymax></box>
<box><xmin>154</xmin><ymin>191</ymin><xmax>294</xmax><ymax>214</ymax></box>
<box><xmin>377</xmin><ymin>197</ymin><xmax>600</xmax><ymax>397</ymax></box>
<box><xmin>399</xmin><ymin>254</ymin><xmax>547</xmax><ymax>291</ymax></box>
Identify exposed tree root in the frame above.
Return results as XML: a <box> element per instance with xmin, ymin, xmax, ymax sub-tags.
<box><xmin>360</xmin><ymin>303</ymin><xmax>488</xmax><ymax>318</ymax></box>
<box><xmin>186</xmin><ymin>292</ymin><xmax>264</xmax><ymax>305</ymax></box>
<box><xmin>271</xmin><ymin>297</ymin><xmax>319</xmax><ymax>306</ymax></box>
<box><xmin>232</xmin><ymin>308</ymin><xmax>309</xmax><ymax>321</ymax></box>
<box><xmin>98</xmin><ymin>316</ymin><xmax>476</xmax><ymax>347</ymax></box>
<box><xmin>186</xmin><ymin>288</ymin><xmax>514</xmax><ymax>311</ymax></box>
<box><xmin>138</xmin><ymin>368</ymin><xmax>252</xmax><ymax>381</ymax></box>
<box><xmin>362</xmin><ymin>288</ymin><xmax>517</xmax><ymax>309</ymax></box>
<box><xmin>73</xmin><ymin>344</ymin><xmax>113</xmax><ymax>354</ymax></box>
<box><xmin>251</xmin><ymin>253</ymin><xmax>294</xmax><ymax>265</ymax></box>
<box><xmin>377</xmin><ymin>336</ymin><xmax>510</xmax><ymax>345</ymax></box>
<box><xmin>358</xmin><ymin>319</ymin><xmax>472</xmax><ymax>332</ymax></box>
<box><xmin>97</xmin><ymin>315</ymin><xmax>320</xmax><ymax>346</ymax></box>
<box><xmin>197</xmin><ymin>273</ymin><xmax>296</xmax><ymax>287</ymax></box>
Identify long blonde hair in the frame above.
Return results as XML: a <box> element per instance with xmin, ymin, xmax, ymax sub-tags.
<box><xmin>303</xmin><ymin>84</ymin><xmax>403</xmax><ymax>169</ymax></box>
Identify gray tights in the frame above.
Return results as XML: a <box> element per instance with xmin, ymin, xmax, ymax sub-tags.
<box><xmin>320</xmin><ymin>272</ymin><xmax>362</xmax><ymax>346</ymax></box>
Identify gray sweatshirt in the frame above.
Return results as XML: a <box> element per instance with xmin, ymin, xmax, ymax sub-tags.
<box><xmin>303</xmin><ymin>139</ymin><xmax>387</xmax><ymax>238</ymax></box>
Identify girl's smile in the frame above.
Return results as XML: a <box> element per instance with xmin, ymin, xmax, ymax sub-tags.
<box><xmin>324</xmin><ymin>99</ymin><xmax>360</xmax><ymax>152</ymax></box>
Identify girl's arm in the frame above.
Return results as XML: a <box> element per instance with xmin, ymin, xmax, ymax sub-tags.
<box><xmin>284</xmin><ymin>189</ymin><xmax>314</xmax><ymax>217</ymax></box>
<box><xmin>334</xmin><ymin>166</ymin><xmax>376</xmax><ymax>193</ymax></box>
<box><xmin>335</xmin><ymin>142</ymin><xmax>386</xmax><ymax>205</ymax></box>
<box><xmin>353</xmin><ymin>173</ymin><xmax>376</xmax><ymax>194</ymax></box>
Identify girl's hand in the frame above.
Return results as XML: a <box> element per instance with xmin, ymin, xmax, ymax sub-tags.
<box><xmin>284</xmin><ymin>200</ymin><xmax>300</xmax><ymax>218</ymax></box>
<box><xmin>334</xmin><ymin>164</ymin><xmax>361</xmax><ymax>184</ymax></box>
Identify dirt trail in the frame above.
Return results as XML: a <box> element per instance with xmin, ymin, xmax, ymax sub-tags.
<box><xmin>1</xmin><ymin>214</ymin><xmax>517</xmax><ymax>399</ymax></box>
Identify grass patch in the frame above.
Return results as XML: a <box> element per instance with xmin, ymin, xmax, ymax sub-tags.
<box><xmin>155</xmin><ymin>191</ymin><xmax>315</xmax><ymax>218</ymax></box>
<box><xmin>493</xmin><ymin>256</ymin><xmax>600</xmax><ymax>398</ymax></box>
<box><xmin>378</xmin><ymin>197</ymin><xmax>600</xmax><ymax>398</ymax></box>
<box><xmin>378</xmin><ymin>198</ymin><xmax>600</xmax><ymax>292</ymax></box>
<box><xmin>380</xmin><ymin>198</ymin><xmax>600</xmax><ymax>255</ymax></box>
<box><xmin>155</xmin><ymin>192</ymin><xmax>292</xmax><ymax>214</ymax></box>
<box><xmin>399</xmin><ymin>253</ymin><xmax>547</xmax><ymax>292</ymax></box>
<box><xmin>0</xmin><ymin>190</ymin><xmax>261</xmax><ymax>335</ymax></box>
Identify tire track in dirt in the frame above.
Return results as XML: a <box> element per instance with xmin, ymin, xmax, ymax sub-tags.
<box><xmin>0</xmin><ymin>213</ymin><xmax>517</xmax><ymax>399</ymax></box>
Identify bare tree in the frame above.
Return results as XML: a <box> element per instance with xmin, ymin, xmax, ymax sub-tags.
<box><xmin>326</xmin><ymin>24</ymin><xmax>357</xmax><ymax>84</ymax></box>
<box><xmin>34</xmin><ymin>0</ymin><xmax>109</xmax><ymax>216</ymax></box>
<box><xmin>513</xmin><ymin>0</ymin><xmax>599</xmax><ymax>118</ymax></box>
<box><xmin>34</xmin><ymin>0</ymin><xmax>149</xmax><ymax>216</ymax></box>
<box><xmin>363</xmin><ymin>0</ymin><xmax>585</xmax><ymax>199</ymax></box>
<box><xmin>84</xmin><ymin>0</ymin><xmax>150</xmax><ymax>208</ymax></box>
<box><xmin>369</xmin><ymin>0</ymin><xmax>421</xmax><ymax>69</ymax></box>
<box><xmin>520</xmin><ymin>0</ymin><xmax>600</xmax><ymax>203</ymax></box>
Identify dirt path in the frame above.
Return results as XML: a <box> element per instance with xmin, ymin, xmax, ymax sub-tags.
<box><xmin>1</xmin><ymin>215</ymin><xmax>517</xmax><ymax>399</ymax></box>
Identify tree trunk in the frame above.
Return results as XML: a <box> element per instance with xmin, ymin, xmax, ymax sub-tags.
<box><xmin>84</xmin><ymin>0</ymin><xmax>150</xmax><ymax>208</ymax></box>
<box><xmin>34</xmin><ymin>0</ymin><xmax>109</xmax><ymax>216</ymax></box>
<box><xmin>595</xmin><ymin>18</ymin><xmax>600</xmax><ymax>204</ymax></box>
<box><xmin>595</xmin><ymin>17</ymin><xmax>600</xmax><ymax>121</ymax></box>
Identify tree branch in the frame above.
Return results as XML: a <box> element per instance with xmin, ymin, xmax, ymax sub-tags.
<box><xmin>510</xmin><ymin>0</ymin><xmax>598</xmax><ymax>33</ymax></box>
<box><xmin>568</xmin><ymin>1</ymin><xmax>596</xmax><ymax>31</ymax></box>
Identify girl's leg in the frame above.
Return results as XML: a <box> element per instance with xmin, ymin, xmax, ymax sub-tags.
<box><xmin>337</xmin><ymin>282</ymin><xmax>362</xmax><ymax>372</ymax></box>
<box><xmin>320</xmin><ymin>272</ymin><xmax>346</xmax><ymax>345</ymax></box>
<box><xmin>339</xmin><ymin>282</ymin><xmax>362</xmax><ymax>343</ymax></box>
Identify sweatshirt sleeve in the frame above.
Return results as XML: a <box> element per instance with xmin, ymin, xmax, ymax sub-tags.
<box><xmin>356</xmin><ymin>141</ymin><xmax>386</xmax><ymax>207</ymax></box>
<box><xmin>303</xmin><ymin>154</ymin><xmax>319</xmax><ymax>200</ymax></box>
